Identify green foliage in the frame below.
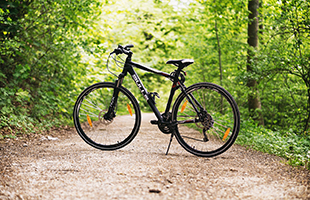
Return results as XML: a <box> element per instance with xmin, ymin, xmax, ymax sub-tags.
<box><xmin>76</xmin><ymin>0</ymin><xmax>182</xmax><ymax>111</ymax></box>
<box><xmin>237</xmin><ymin>119</ymin><xmax>310</xmax><ymax>170</ymax></box>
<box><xmin>0</xmin><ymin>0</ymin><xmax>102</xmax><ymax>137</ymax></box>
<box><xmin>255</xmin><ymin>0</ymin><xmax>310</xmax><ymax>131</ymax></box>
<box><xmin>0</xmin><ymin>0</ymin><xmax>309</xmax><ymax>169</ymax></box>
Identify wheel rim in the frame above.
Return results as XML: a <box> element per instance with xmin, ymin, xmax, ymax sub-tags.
<box><xmin>173</xmin><ymin>83</ymin><xmax>239</xmax><ymax>157</ymax></box>
<box><xmin>74</xmin><ymin>83</ymin><xmax>140</xmax><ymax>150</ymax></box>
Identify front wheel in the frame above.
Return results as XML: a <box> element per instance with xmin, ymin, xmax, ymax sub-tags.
<box><xmin>172</xmin><ymin>82</ymin><xmax>240</xmax><ymax>157</ymax></box>
<box><xmin>73</xmin><ymin>82</ymin><xmax>141</xmax><ymax>151</ymax></box>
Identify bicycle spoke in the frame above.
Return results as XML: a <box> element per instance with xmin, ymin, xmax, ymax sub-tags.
<box><xmin>214</xmin><ymin>121</ymin><xmax>229</xmax><ymax>129</ymax></box>
<box><xmin>79</xmin><ymin>108</ymin><xmax>98</xmax><ymax>118</ymax></box>
<box><xmin>84</xmin><ymin>98</ymin><xmax>103</xmax><ymax>111</ymax></box>
<box><xmin>196</xmin><ymin>90</ymin><xmax>206</xmax><ymax>110</ymax></box>
<box><xmin>73</xmin><ymin>82</ymin><xmax>141</xmax><ymax>151</ymax></box>
<box><xmin>212</xmin><ymin>127</ymin><xmax>224</xmax><ymax>140</ymax></box>
<box><xmin>214</xmin><ymin>121</ymin><xmax>232</xmax><ymax>141</ymax></box>
<box><xmin>174</xmin><ymin>82</ymin><xmax>239</xmax><ymax>157</ymax></box>
<box><xmin>187</xmin><ymin>103</ymin><xmax>197</xmax><ymax>112</ymax></box>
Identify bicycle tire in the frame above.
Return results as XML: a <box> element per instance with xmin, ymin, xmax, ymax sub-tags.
<box><xmin>172</xmin><ymin>82</ymin><xmax>240</xmax><ymax>157</ymax></box>
<box><xmin>73</xmin><ymin>82</ymin><xmax>141</xmax><ymax>150</ymax></box>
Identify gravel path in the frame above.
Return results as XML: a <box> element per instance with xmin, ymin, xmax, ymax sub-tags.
<box><xmin>0</xmin><ymin>113</ymin><xmax>309</xmax><ymax>199</ymax></box>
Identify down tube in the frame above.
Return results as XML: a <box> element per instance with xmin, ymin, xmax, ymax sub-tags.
<box><xmin>128</xmin><ymin>68</ymin><xmax>162</xmax><ymax>120</ymax></box>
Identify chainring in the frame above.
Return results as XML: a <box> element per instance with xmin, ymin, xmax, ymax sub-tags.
<box><xmin>158</xmin><ymin>123</ymin><xmax>172</xmax><ymax>134</ymax></box>
<box><xmin>158</xmin><ymin>112</ymin><xmax>174</xmax><ymax>134</ymax></box>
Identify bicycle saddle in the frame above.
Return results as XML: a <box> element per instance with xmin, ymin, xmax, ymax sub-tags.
<box><xmin>166</xmin><ymin>59</ymin><xmax>194</xmax><ymax>68</ymax></box>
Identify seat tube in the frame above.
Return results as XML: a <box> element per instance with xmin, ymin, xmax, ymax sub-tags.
<box><xmin>164</xmin><ymin>82</ymin><xmax>178</xmax><ymax>114</ymax></box>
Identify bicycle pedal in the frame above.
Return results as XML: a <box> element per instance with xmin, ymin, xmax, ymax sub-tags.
<box><xmin>150</xmin><ymin>120</ymin><xmax>158</xmax><ymax>125</ymax></box>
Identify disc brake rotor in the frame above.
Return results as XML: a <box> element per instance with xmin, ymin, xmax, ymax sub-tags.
<box><xmin>98</xmin><ymin>110</ymin><xmax>113</xmax><ymax>125</ymax></box>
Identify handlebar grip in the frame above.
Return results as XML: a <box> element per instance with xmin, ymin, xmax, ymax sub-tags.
<box><xmin>110</xmin><ymin>44</ymin><xmax>133</xmax><ymax>55</ymax></box>
<box><xmin>125</xmin><ymin>44</ymin><xmax>134</xmax><ymax>49</ymax></box>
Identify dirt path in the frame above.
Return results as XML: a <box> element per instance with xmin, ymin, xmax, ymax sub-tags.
<box><xmin>0</xmin><ymin>113</ymin><xmax>309</xmax><ymax>199</ymax></box>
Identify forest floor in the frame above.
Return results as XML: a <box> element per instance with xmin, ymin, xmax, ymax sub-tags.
<box><xmin>0</xmin><ymin>113</ymin><xmax>309</xmax><ymax>199</ymax></box>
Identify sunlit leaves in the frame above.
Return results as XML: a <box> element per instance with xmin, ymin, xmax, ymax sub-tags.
<box><xmin>0</xmin><ymin>0</ymin><xmax>102</xmax><ymax>137</ymax></box>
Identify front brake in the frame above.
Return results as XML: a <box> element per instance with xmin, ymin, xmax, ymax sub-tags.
<box><xmin>99</xmin><ymin>110</ymin><xmax>114</xmax><ymax>125</ymax></box>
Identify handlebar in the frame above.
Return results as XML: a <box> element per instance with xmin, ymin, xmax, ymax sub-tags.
<box><xmin>110</xmin><ymin>44</ymin><xmax>134</xmax><ymax>56</ymax></box>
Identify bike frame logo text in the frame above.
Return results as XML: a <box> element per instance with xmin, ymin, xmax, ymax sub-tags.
<box><xmin>132</xmin><ymin>74</ymin><xmax>149</xmax><ymax>100</ymax></box>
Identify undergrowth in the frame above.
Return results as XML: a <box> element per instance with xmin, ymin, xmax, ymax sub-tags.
<box><xmin>0</xmin><ymin>114</ymin><xmax>71</xmax><ymax>139</ymax></box>
<box><xmin>237</xmin><ymin>119</ymin><xmax>310</xmax><ymax>170</ymax></box>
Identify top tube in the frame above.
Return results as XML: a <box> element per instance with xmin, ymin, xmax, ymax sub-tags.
<box><xmin>111</xmin><ymin>44</ymin><xmax>173</xmax><ymax>80</ymax></box>
<box><xmin>129</xmin><ymin>61</ymin><xmax>172</xmax><ymax>79</ymax></box>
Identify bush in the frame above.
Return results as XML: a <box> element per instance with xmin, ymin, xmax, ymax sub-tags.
<box><xmin>237</xmin><ymin>119</ymin><xmax>310</xmax><ymax>169</ymax></box>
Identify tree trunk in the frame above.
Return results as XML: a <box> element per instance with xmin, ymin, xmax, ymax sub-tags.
<box><xmin>259</xmin><ymin>1</ymin><xmax>264</xmax><ymax>44</ymax></box>
<box><xmin>247</xmin><ymin>0</ymin><xmax>264</xmax><ymax>126</ymax></box>
<box><xmin>305</xmin><ymin>88</ymin><xmax>310</xmax><ymax>132</ymax></box>
<box><xmin>215</xmin><ymin>20</ymin><xmax>224</xmax><ymax>113</ymax></box>
<box><xmin>215</xmin><ymin>20</ymin><xmax>223</xmax><ymax>86</ymax></box>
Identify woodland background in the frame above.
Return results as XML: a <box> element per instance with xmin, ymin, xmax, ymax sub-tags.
<box><xmin>0</xmin><ymin>0</ymin><xmax>309</xmax><ymax>169</ymax></box>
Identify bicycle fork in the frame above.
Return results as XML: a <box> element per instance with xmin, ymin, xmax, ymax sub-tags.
<box><xmin>104</xmin><ymin>76</ymin><xmax>124</xmax><ymax>121</ymax></box>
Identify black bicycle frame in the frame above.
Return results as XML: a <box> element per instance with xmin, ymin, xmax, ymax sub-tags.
<box><xmin>109</xmin><ymin>54</ymin><xmax>204</xmax><ymax>124</ymax></box>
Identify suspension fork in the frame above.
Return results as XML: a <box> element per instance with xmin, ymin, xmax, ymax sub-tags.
<box><xmin>104</xmin><ymin>73</ymin><xmax>125</xmax><ymax>120</ymax></box>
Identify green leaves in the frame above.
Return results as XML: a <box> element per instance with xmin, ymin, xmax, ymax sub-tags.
<box><xmin>237</xmin><ymin>119</ymin><xmax>310</xmax><ymax>169</ymax></box>
<box><xmin>0</xmin><ymin>0</ymin><xmax>309</xmax><ymax>169</ymax></box>
<box><xmin>0</xmin><ymin>0</ymin><xmax>102</xmax><ymax>137</ymax></box>
<box><xmin>13</xmin><ymin>64</ymin><xmax>30</xmax><ymax>80</ymax></box>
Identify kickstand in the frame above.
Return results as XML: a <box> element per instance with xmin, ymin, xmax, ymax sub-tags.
<box><xmin>165</xmin><ymin>132</ymin><xmax>174</xmax><ymax>155</ymax></box>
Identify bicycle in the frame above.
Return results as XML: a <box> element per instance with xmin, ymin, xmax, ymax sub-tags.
<box><xmin>73</xmin><ymin>44</ymin><xmax>240</xmax><ymax>157</ymax></box>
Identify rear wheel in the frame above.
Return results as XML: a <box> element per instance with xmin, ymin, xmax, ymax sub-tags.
<box><xmin>172</xmin><ymin>82</ymin><xmax>240</xmax><ymax>157</ymax></box>
<box><xmin>73</xmin><ymin>82</ymin><xmax>141</xmax><ymax>150</ymax></box>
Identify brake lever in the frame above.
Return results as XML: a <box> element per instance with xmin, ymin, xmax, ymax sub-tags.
<box><xmin>110</xmin><ymin>48</ymin><xmax>122</xmax><ymax>55</ymax></box>
<box><xmin>110</xmin><ymin>44</ymin><xmax>133</xmax><ymax>56</ymax></box>
<box><xmin>124</xmin><ymin>44</ymin><xmax>134</xmax><ymax>50</ymax></box>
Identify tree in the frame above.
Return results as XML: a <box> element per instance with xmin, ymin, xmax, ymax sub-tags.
<box><xmin>247</xmin><ymin>0</ymin><xmax>264</xmax><ymax>125</ymax></box>
<box><xmin>259</xmin><ymin>0</ymin><xmax>310</xmax><ymax>132</ymax></box>
<box><xmin>0</xmin><ymin>0</ymin><xmax>101</xmax><ymax>136</ymax></box>
<box><xmin>279</xmin><ymin>0</ymin><xmax>310</xmax><ymax>132</ymax></box>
